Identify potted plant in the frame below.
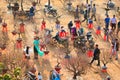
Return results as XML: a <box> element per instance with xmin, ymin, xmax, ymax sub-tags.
<box><xmin>101</xmin><ymin>49</ymin><xmax>110</xmax><ymax>73</ymax></box>
<box><xmin>101</xmin><ymin>63</ymin><xmax>107</xmax><ymax>73</ymax></box>
<box><xmin>3</xmin><ymin>74</ymin><xmax>12</xmax><ymax>80</ymax></box>
<box><xmin>44</xmin><ymin>51</ymin><xmax>49</xmax><ymax>55</ymax></box>
<box><xmin>0</xmin><ymin>62</ymin><xmax>5</xmax><ymax>74</ymax></box>
<box><xmin>55</xmin><ymin>63</ymin><xmax>61</xmax><ymax>73</ymax></box>
<box><xmin>2</xmin><ymin>21</ymin><xmax>7</xmax><ymax>28</ymax></box>
<box><xmin>34</xmin><ymin>29</ymin><xmax>39</xmax><ymax>34</ymax></box>
<box><xmin>20</xmin><ymin>22</ymin><xmax>25</xmax><ymax>33</ymax></box>
<box><xmin>0</xmin><ymin>44</ymin><xmax>6</xmax><ymax>50</ymax></box>
<box><xmin>2</xmin><ymin>68</ymin><xmax>8</xmax><ymax>74</ymax></box>
<box><xmin>12</xmin><ymin>30</ymin><xmax>17</xmax><ymax>35</ymax></box>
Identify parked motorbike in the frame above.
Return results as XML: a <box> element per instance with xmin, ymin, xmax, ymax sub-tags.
<box><xmin>52</xmin><ymin>33</ymin><xmax>69</xmax><ymax>48</ymax></box>
<box><xmin>73</xmin><ymin>36</ymin><xmax>87</xmax><ymax>53</ymax></box>
<box><xmin>44</xmin><ymin>5</ymin><xmax>57</xmax><ymax>17</ymax></box>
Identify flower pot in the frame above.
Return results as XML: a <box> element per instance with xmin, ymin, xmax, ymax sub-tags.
<box><xmin>55</xmin><ymin>66</ymin><xmax>61</xmax><ymax>73</ymax></box>
<box><xmin>12</xmin><ymin>30</ymin><xmax>17</xmax><ymax>35</ymax></box>
<box><xmin>2</xmin><ymin>23</ymin><xmax>7</xmax><ymax>27</ymax></box>
<box><xmin>17</xmin><ymin>38</ymin><xmax>22</xmax><ymax>43</ymax></box>
<box><xmin>0</xmin><ymin>45</ymin><xmax>6</xmax><ymax>50</ymax></box>
<box><xmin>20</xmin><ymin>23</ymin><xmax>25</xmax><ymax>33</ymax></box>
<box><xmin>34</xmin><ymin>30</ymin><xmax>39</xmax><ymax>34</ymax></box>
<box><xmin>44</xmin><ymin>51</ymin><xmax>49</xmax><ymax>55</ymax></box>
<box><xmin>96</xmin><ymin>30</ymin><xmax>101</xmax><ymax>35</ymax></box>
<box><xmin>2</xmin><ymin>69</ymin><xmax>8</xmax><ymax>74</ymax></box>
<box><xmin>101</xmin><ymin>65</ymin><xmax>107</xmax><ymax>73</ymax></box>
<box><xmin>101</xmin><ymin>68</ymin><xmax>107</xmax><ymax>73</ymax></box>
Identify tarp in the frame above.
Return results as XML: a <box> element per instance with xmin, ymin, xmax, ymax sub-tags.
<box><xmin>34</xmin><ymin>40</ymin><xmax>44</xmax><ymax>56</ymax></box>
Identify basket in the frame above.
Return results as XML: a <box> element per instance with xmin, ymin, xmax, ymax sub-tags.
<box><xmin>44</xmin><ymin>51</ymin><xmax>49</xmax><ymax>55</ymax></box>
<box><xmin>12</xmin><ymin>30</ymin><xmax>17</xmax><ymax>35</ymax></box>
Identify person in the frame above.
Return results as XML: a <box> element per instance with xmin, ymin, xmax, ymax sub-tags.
<box><xmin>38</xmin><ymin>72</ymin><xmax>42</xmax><ymax>80</ymax></box>
<box><xmin>33</xmin><ymin>36</ymin><xmax>44</xmax><ymax>58</ymax></box>
<box><xmin>115</xmin><ymin>39</ymin><xmax>119</xmax><ymax>60</ymax></box>
<box><xmin>28</xmin><ymin>65</ymin><xmax>37</xmax><ymax>80</ymax></box>
<box><xmin>82</xmin><ymin>10</ymin><xmax>88</xmax><ymax>23</ymax></box>
<box><xmin>29</xmin><ymin>3</ymin><xmax>36</xmax><ymax>19</ymax></box>
<box><xmin>110</xmin><ymin>15</ymin><xmax>117</xmax><ymax>31</ymax></box>
<box><xmin>25</xmin><ymin>46</ymin><xmax>30</xmax><ymax>59</ymax></box>
<box><xmin>53</xmin><ymin>31</ymin><xmax>60</xmax><ymax>42</ymax></box>
<box><xmin>104</xmin><ymin>15</ymin><xmax>110</xmax><ymax>29</ymax></box>
<box><xmin>88</xmin><ymin>18</ymin><xmax>93</xmax><ymax>29</ymax></box>
<box><xmin>50</xmin><ymin>70</ymin><xmax>61</xmax><ymax>80</ymax></box>
<box><xmin>68</xmin><ymin>21</ymin><xmax>73</xmax><ymax>34</ymax></box>
<box><xmin>33</xmin><ymin>37</ymin><xmax>39</xmax><ymax>59</ymax></box>
<box><xmin>87</xmin><ymin>4</ymin><xmax>91</xmax><ymax>18</ymax></box>
<box><xmin>90</xmin><ymin>44</ymin><xmax>100</xmax><ymax>66</ymax></box>
<box><xmin>110</xmin><ymin>45</ymin><xmax>115</xmax><ymax>59</ymax></box>
<box><xmin>91</xmin><ymin>4</ymin><xmax>96</xmax><ymax>21</ymax></box>
<box><xmin>78</xmin><ymin>28</ymin><xmax>84</xmax><ymax>36</ymax></box>
<box><xmin>55</xmin><ymin>19</ymin><xmax>60</xmax><ymax>31</ymax></box>
<box><xmin>75</xmin><ymin>5</ymin><xmax>79</xmax><ymax>19</ymax></box>
<box><xmin>116</xmin><ymin>20</ymin><xmax>120</xmax><ymax>35</ymax></box>
<box><xmin>71</xmin><ymin>26</ymin><xmax>77</xmax><ymax>39</ymax></box>
<box><xmin>86</xmin><ymin>31</ymin><xmax>92</xmax><ymax>40</ymax></box>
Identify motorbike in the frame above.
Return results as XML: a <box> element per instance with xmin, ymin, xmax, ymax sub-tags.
<box><xmin>7</xmin><ymin>2</ymin><xmax>19</xmax><ymax>11</ymax></box>
<box><xmin>44</xmin><ymin>5</ymin><xmax>57</xmax><ymax>17</ymax></box>
<box><xmin>86</xmin><ymin>32</ymin><xmax>95</xmax><ymax>49</ymax></box>
<box><xmin>73</xmin><ymin>35</ymin><xmax>87</xmax><ymax>53</ymax></box>
<box><xmin>52</xmin><ymin>34</ymin><xmax>69</xmax><ymax>48</ymax></box>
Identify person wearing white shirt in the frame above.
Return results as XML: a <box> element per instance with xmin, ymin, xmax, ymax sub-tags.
<box><xmin>110</xmin><ymin>15</ymin><xmax>117</xmax><ymax>31</ymax></box>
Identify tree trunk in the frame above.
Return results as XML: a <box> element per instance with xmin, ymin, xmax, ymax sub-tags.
<box><xmin>21</xmin><ymin>0</ymin><xmax>24</xmax><ymax>11</ymax></box>
<box><xmin>86</xmin><ymin>0</ymin><xmax>88</xmax><ymax>4</ymax></box>
<box><xmin>104</xmin><ymin>64</ymin><xmax>106</xmax><ymax>66</ymax></box>
<box><xmin>73</xmin><ymin>73</ymin><xmax>77</xmax><ymax>79</ymax></box>
<box><xmin>48</xmin><ymin>0</ymin><xmax>50</xmax><ymax>6</ymax></box>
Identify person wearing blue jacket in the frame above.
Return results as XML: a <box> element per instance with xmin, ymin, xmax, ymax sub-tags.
<box><xmin>104</xmin><ymin>15</ymin><xmax>110</xmax><ymax>29</ymax></box>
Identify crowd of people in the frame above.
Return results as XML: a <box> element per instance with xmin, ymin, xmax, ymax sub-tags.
<box><xmin>21</xmin><ymin>0</ymin><xmax>120</xmax><ymax>80</ymax></box>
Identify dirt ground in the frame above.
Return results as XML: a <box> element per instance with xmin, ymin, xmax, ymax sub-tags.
<box><xmin>0</xmin><ymin>0</ymin><xmax>120</xmax><ymax>80</ymax></box>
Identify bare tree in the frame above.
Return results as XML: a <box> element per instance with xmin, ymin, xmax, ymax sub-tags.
<box><xmin>100</xmin><ymin>49</ymin><xmax>111</xmax><ymax>68</ymax></box>
<box><xmin>62</xmin><ymin>54</ymin><xmax>89</xmax><ymax>79</ymax></box>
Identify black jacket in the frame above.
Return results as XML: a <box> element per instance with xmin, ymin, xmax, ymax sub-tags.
<box><xmin>116</xmin><ymin>42</ymin><xmax>119</xmax><ymax>51</ymax></box>
<box><xmin>68</xmin><ymin>22</ymin><xmax>73</xmax><ymax>29</ymax></box>
<box><xmin>118</xmin><ymin>21</ymin><xmax>120</xmax><ymax>28</ymax></box>
<box><xmin>94</xmin><ymin>48</ymin><xmax>100</xmax><ymax>60</ymax></box>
